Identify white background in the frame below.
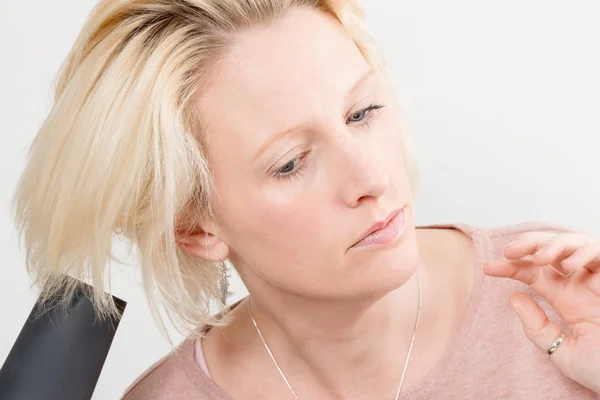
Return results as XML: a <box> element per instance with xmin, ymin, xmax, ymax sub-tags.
<box><xmin>1</xmin><ymin>1</ymin><xmax>598</xmax><ymax>398</ymax></box>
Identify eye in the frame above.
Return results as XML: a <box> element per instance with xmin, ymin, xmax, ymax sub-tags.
<box><xmin>273</xmin><ymin>151</ymin><xmax>310</xmax><ymax>180</ymax></box>
<box><xmin>348</xmin><ymin>109</ymin><xmax>368</xmax><ymax>123</ymax></box>
<box><xmin>279</xmin><ymin>159</ymin><xmax>297</xmax><ymax>174</ymax></box>
<box><xmin>347</xmin><ymin>104</ymin><xmax>385</xmax><ymax>125</ymax></box>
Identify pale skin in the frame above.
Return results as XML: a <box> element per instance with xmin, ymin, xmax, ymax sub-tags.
<box><xmin>177</xmin><ymin>7</ymin><xmax>600</xmax><ymax>399</ymax></box>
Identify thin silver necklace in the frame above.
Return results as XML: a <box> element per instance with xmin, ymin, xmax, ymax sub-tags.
<box><xmin>248</xmin><ymin>272</ymin><xmax>422</xmax><ymax>400</ymax></box>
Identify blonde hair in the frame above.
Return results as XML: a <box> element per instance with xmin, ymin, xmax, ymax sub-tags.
<box><xmin>13</xmin><ymin>0</ymin><xmax>418</xmax><ymax>339</ymax></box>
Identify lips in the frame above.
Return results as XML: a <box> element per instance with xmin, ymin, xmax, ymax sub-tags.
<box><xmin>351</xmin><ymin>207</ymin><xmax>404</xmax><ymax>248</ymax></box>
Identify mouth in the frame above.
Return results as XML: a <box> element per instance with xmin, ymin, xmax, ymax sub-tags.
<box><xmin>350</xmin><ymin>207</ymin><xmax>407</xmax><ymax>249</ymax></box>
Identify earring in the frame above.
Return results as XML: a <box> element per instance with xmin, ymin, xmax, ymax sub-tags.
<box><xmin>219</xmin><ymin>260</ymin><xmax>229</xmax><ymax>306</ymax></box>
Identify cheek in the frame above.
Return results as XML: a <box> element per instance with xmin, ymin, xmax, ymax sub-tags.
<box><xmin>218</xmin><ymin>184</ymin><xmax>328</xmax><ymax>248</ymax></box>
<box><xmin>254</xmin><ymin>198</ymin><xmax>326</xmax><ymax>240</ymax></box>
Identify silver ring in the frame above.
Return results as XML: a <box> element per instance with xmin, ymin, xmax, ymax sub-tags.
<box><xmin>546</xmin><ymin>336</ymin><xmax>563</xmax><ymax>356</ymax></box>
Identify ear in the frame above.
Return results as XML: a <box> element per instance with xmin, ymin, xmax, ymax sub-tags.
<box><xmin>176</xmin><ymin>228</ymin><xmax>230</xmax><ymax>262</ymax></box>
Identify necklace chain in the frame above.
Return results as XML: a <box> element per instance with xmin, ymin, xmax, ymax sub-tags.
<box><xmin>248</xmin><ymin>272</ymin><xmax>422</xmax><ymax>400</ymax></box>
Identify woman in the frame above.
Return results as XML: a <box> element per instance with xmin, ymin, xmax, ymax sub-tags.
<box><xmin>13</xmin><ymin>0</ymin><xmax>600</xmax><ymax>399</ymax></box>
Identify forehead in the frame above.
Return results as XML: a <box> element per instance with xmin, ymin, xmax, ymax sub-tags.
<box><xmin>195</xmin><ymin>7</ymin><xmax>372</xmax><ymax>155</ymax></box>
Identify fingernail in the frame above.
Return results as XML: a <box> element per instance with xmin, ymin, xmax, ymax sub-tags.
<box><xmin>561</xmin><ymin>259</ymin><xmax>573</xmax><ymax>273</ymax></box>
<box><xmin>510</xmin><ymin>298</ymin><xmax>532</xmax><ymax>318</ymax></box>
<box><xmin>509</xmin><ymin>300</ymin><xmax>525</xmax><ymax>317</ymax></box>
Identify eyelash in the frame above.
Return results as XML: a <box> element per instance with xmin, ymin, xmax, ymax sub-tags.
<box><xmin>347</xmin><ymin>103</ymin><xmax>385</xmax><ymax>129</ymax></box>
<box><xmin>273</xmin><ymin>103</ymin><xmax>385</xmax><ymax>180</ymax></box>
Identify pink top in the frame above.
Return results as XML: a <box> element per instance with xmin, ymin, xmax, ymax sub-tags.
<box><xmin>121</xmin><ymin>222</ymin><xmax>600</xmax><ymax>399</ymax></box>
<box><xmin>194</xmin><ymin>339</ymin><xmax>212</xmax><ymax>379</ymax></box>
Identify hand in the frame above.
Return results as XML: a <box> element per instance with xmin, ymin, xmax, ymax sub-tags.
<box><xmin>483</xmin><ymin>231</ymin><xmax>600</xmax><ymax>393</ymax></box>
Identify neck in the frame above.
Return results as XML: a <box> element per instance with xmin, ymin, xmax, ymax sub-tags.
<box><xmin>240</xmin><ymin>263</ymin><xmax>432</xmax><ymax>399</ymax></box>
<box><xmin>209</xmin><ymin>228</ymin><xmax>476</xmax><ymax>399</ymax></box>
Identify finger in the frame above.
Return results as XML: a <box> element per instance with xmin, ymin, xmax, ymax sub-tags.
<box><xmin>505</xmin><ymin>233</ymin><xmax>595</xmax><ymax>276</ymax></box>
<box><xmin>531</xmin><ymin>233</ymin><xmax>595</xmax><ymax>270</ymax></box>
<box><xmin>504</xmin><ymin>232</ymin><xmax>555</xmax><ymax>260</ymax></box>
<box><xmin>505</xmin><ymin>232</ymin><xmax>592</xmax><ymax>260</ymax></box>
<box><xmin>509</xmin><ymin>292</ymin><xmax>571</xmax><ymax>366</ymax></box>
<box><xmin>484</xmin><ymin>259</ymin><xmax>566</xmax><ymax>304</ymax></box>
<box><xmin>562</xmin><ymin>242</ymin><xmax>600</xmax><ymax>274</ymax></box>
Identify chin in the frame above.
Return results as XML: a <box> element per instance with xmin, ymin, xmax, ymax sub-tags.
<box><xmin>342</xmin><ymin>226</ymin><xmax>422</xmax><ymax>300</ymax></box>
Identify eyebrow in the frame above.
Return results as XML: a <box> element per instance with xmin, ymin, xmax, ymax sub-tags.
<box><xmin>251</xmin><ymin>69</ymin><xmax>376</xmax><ymax>162</ymax></box>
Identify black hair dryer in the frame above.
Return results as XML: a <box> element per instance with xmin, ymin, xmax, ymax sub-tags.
<box><xmin>0</xmin><ymin>277</ymin><xmax>126</xmax><ymax>400</ymax></box>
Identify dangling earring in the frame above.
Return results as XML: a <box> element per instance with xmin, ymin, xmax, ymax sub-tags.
<box><xmin>205</xmin><ymin>231</ymin><xmax>230</xmax><ymax>306</ymax></box>
<box><xmin>219</xmin><ymin>259</ymin><xmax>229</xmax><ymax>306</ymax></box>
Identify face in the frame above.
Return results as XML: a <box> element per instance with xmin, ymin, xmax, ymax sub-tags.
<box><xmin>191</xmin><ymin>7</ymin><xmax>420</xmax><ymax>300</ymax></box>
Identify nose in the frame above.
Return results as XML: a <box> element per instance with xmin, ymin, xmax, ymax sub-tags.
<box><xmin>334</xmin><ymin>137</ymin><xmax>390</xmax><ymax>208</ymax></box>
